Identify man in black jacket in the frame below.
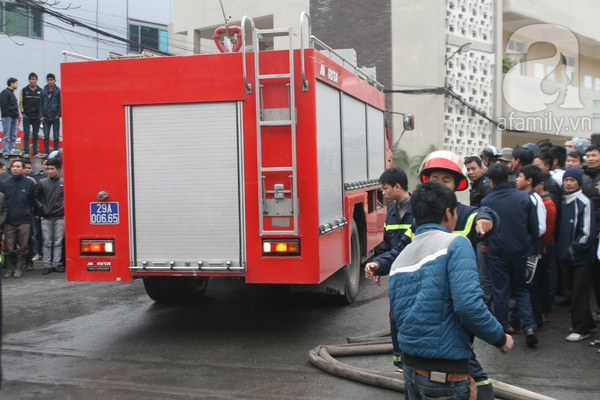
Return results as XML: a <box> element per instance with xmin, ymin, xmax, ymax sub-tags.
<box><xmin>1</xmin><ymin>159</ymin><xmax>35</xmax><ymax>278</ymax></box>
<box><xmin>34</xmin><ymin>157</ymin><xmax>64</xmax><ymax>275</ymax></box>
<box><xmin>465</xmin><ymin>156</ymin><xmax>492</xmax><ymax>207</ymax></box>
<box><xmin>39</xmin><ymin>73</ymin><xmax>61</xmax><ymax>155</ymax></box>
<box><xmin>583</xmin><ymin>144</ymin><xmax>600</xmax><ymax>317</ymax></box>
<box><xmin>0</xmin><ymin>77</ymin><xmax>20</xmax><ymax>158</ymax></box>
<box><xmin>19</xmin><ymin>72</ymin><xmax>43</xmax><ymax>158</ymax></box>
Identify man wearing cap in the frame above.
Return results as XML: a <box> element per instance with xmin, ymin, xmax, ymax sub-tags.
<box><xmin>558</xmin><ymin>167</ymin><xmax>597</xmax><ymax>342</ymax></box>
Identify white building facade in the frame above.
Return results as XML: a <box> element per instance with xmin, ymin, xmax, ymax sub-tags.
<box><xmin>0</xmin><ymin>0</ymin><xmax>173</xmax><ymax>89</ymax></box>
<box><xmin>172</xmin><ymin>0</ymin><xmax>600</xmax><ymax>169</ymax></box>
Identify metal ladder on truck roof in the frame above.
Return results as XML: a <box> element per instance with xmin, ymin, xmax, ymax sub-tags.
<box><xmin>253</xmin><ymin>27</ymin><xmax>299</xmax><ymax>236</ymax></box>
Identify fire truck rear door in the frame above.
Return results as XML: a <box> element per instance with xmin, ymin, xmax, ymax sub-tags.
<box><xmin>128</xmin><ymin>102</ymin><xmax>244</xmax><ymax>273</ymax></box>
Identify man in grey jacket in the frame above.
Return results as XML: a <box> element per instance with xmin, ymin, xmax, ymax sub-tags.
<box><xmin>34</xmin><ymin>157</ymin><xmax>64</xmax><ymax>275</ymax></box>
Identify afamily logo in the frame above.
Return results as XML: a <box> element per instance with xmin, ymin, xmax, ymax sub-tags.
<box><xmin>503</xmin><ymin>24</ymin><xmax>584</xmax><ymax>113</ymax></box>
<box><xmin>497</xmin><ymin>112</ymin><xmax>592</xmax><ymax>136</ymax></box>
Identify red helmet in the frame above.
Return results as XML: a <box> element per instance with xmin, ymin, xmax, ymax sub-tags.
<box><xmin>418</xmin><ymin>150</ymin><xmax>469</xmax><ymax>191</ymax></box>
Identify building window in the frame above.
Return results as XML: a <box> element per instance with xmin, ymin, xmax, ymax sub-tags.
<box><xmin>584</xmin><ymin>75</ymin><xmax>593</xmax><ymax>90</ymax></box>
<box><xmin>128</xmin><ymin>22</ymin><xmax>168</xmax><ymax>53</ymax></box>
<box><xmin>1</xmin><ymin>1</ymin><xmax>43</xmax><ymax>38</ymax></box>
<box><xmin>506</xmin><ymin>39</ymin><xmax>525</xmax><ymax>75</ymax></box>
<box><xmin>507</xmin><ymin>39</ymin><xmax>525</xmax><ymax>53</ymax></box>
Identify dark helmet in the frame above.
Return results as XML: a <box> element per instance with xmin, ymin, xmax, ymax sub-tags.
<box><xmin>480</xmin><ymin>145</ymin><xmax>498</xmax><ymax>160</ymax></box>
<box><xmin>8</xmin><ymin>149</ymin><xmax>23</xmax><ymax>157</ymax></box>
<box><xmin>497</xmin><ymin>147</ymin><xmax>514</xmax><ymax>162</ymax></box>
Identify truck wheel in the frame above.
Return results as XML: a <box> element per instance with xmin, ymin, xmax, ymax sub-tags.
<box><xmin>142</xmin><ymin>276</ymin><xmax>175</xmax><ymax>303</ymax></box>
<box><xmin>143</xmin><ymin>276</ymin><xmax>209</xmax><ymax>303</ymax></box>
<box><xmin>175</xmin><ymin>276</ymin><xmax>209</xmax><ymax>303</ymax></box>
<box><xmin>338</xmin><ymin>222</ymin><xmax>361</xmax><ymax>304</ymax></box>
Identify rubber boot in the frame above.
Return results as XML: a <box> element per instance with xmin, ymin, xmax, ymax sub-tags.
<box><xmin>4</xmin><ymin>256</ymin><xmax>14</xmax><ymax>278</ymax></box>
<box><xmin>476</xmin><ymin>382</ymin><xmax>495</xmax><ymax>400</ymax></box>
<box><xmin>14</xmin><ymin>255</ymin><xmax>25</xmax><ymax>279</ymax></box>
<box><xmin>13</xmin><ymin>266</ymin><xmax>23</xmax><ymax>278</ymax></box>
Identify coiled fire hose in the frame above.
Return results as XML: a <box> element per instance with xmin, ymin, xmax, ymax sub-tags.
<box><xmin>308</xmin><ymin>329</ymin><xmax>556</xmax><ymax>400</ymax></box>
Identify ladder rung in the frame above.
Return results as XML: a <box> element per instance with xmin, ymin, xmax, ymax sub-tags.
<box><xmin>260</xmin><ymin>120</ymin><xmax>293</xmax><ymax>126</ymax></box>
<box><xmin>262</xmin><ymin>229</ymin><xmax>297</xmax><ymax>235</ymax></box>
<box><xmin>257</xmin><ymin>28</ymin><xmax>291</xmax><ymax>37</ymax></box>
<box><xmin>258</xmin><ymin>73</ymin><xmax>291</xmax><ymax>80</ymax></box>
<box><xmin>261</xmin><ymin>167</ymin><xmax>293</xmax><ymax>172</ymax></box>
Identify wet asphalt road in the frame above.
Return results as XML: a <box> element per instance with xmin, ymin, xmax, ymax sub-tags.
<box><xmin>1</xmin><ymin>265</ymin><xmax>599</xmax><ymax>399</ymax></box>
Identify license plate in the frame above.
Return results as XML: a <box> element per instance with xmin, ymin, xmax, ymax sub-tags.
<box><xmin>90</xmin><ymin>202</ymin><xmax>119</xmax><ymax>225</ymax></box>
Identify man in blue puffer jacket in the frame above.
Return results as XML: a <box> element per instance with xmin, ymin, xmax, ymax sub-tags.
<box><xmin>366</xmin><ymin>150</ymin><xmax>498</xmax><ymax>399</ymax></box>
<box><xmin>390</xmin><ymin>181</ymin><xmax>513</xmax><ymax>400</ymax></box>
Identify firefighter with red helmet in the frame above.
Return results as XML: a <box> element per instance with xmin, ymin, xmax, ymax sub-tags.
<box><xmin>365</xmin><ymin>150</ymin><xmax>498</xmax><ymax>399</ymax></box>
<box><xmin>418</xmin><ymin>150</ymin><xmax>495</xmax><ymax>244</ymax></box>
<box><xmin>367</xmin><ymin>150</ymin><xmax>497</xmax><ymax>275</ymax></box>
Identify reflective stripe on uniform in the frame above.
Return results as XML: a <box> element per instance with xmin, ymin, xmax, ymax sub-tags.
<box><xmin>453</xmin><ymin>212</ymin><xmax>477</xmax><ymax>237</ymax></box>
<box><xmin>384</xmin><ymin>223</ymin><xmax>412</xmax><ymax>231</ymax></box>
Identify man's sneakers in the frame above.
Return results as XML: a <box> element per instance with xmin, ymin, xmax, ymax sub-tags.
<box><xmin>3</xmin><ymin>268</ymin><xmax>12</xmax><ymax>278</ymax></box>
<box><xmin>42</xmin><ymin>268</ymin><xmax>52</xmax><ymax>275</ymax></box>
<box><xmin>566</xmin><ymin>333</ymin><xmax>591</xmax><ymax>342</ymax></box>
<box><xmin>53</xmin><ymin>265</ymin><xmax>65</xmax><ymax>273</ymax></box>
<box><xmin>525</xmin><ymin>329</ymin><xmax>538</xmax><ymax>347</ymax></box>
<box><xmin>32</xmin><ymin>254</ymin><xmax>41</xmax><ymax>261</ymax></box>
<box><xmin>13</xmin><ymin>267</ymin><xmax>23</xmax><ymax>278</ymax></box>
<box><xmin>525</xmin><ymin>255</ymin><xmax>539</xmax><ymax>285</ymax></box>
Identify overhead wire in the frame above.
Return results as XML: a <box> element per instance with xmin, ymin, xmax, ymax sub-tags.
<box><xmin>13</xmin><ymin>0</ymin><xmax>173</xmax><ymax>55</ymax></box>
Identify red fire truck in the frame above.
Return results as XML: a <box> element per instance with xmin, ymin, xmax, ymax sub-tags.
<box><xmin>62</xmin><ymin>13</ymin><xmax>408</xmax><ymax>304</ymax></box>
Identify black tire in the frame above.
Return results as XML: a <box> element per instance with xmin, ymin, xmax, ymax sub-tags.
<box><xmin>175</xmin><ymin>276</ymin><xmax>209</xmax><ymax>303</ymax></box>
<box><xmin>143</xmin><ymin>276</ymin><xmax>209</xmax><ymax>303</ymax></box>
<box><xmin>338</xmin><ymin>222</ymin><xmax>361</xmax><ymax>304</ymax></box>
<box><xmin>143</xmin><ymin>276</ymin><xmax>175</xmax><ymax>303</ymax></box>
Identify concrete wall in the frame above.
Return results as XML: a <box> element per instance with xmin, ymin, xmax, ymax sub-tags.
<box><xmin>501</xmin><ymin>0</ymin><xmax>600</xmax><ymax>145</ymax></box>
<box><xmin>503</xmin><ymin>0</ymin><xmax>600</xmax><ymax>43</ymax></box>
<box><xmin>390</xmin><ymin>0</ymin><xmax>446</xmax><ymax>179</ymax></box>
<box><xmin>172</xmin><ymin>0</ymin><xmax>309</xmax><ymax>53</ymax></box>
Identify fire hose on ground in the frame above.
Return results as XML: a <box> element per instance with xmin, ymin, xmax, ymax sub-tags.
<box><xmin>308</xmin><ymin>329</ymin><xmax>556</xmax><ymax>400</ymax></box>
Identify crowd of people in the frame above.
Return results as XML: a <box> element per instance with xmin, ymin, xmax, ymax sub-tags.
<box><xmin>0</xmin><ymin>73</ymin><xmax>64</xmax><ymax>280</ymax></box>
<box><xmin>0</xmin><ymin>149</ymin><xmax>64</xmax><ymax>279</ymax></box>
<box><xmin>365</xmin><ymin>137</ymin><xmax>600</xmax><ymax>399</ymax></box>
<box><xmin>1</xmin><ymin>73</ymin><xmax>62</xmax><ymax>158</ymax></box>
